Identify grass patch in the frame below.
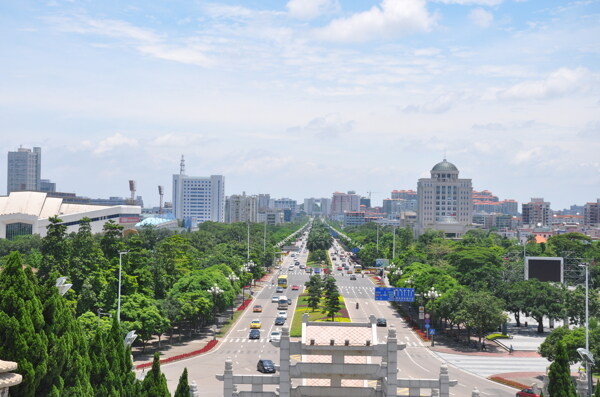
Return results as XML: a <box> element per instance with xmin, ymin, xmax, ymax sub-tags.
<box><xmin>289</xmin><ymin>293</ymin><xmax>350</xmax><ymax>337</ymax></box>
<box><xmin>486</xmin><ymin>333</ymin><xmax>511</xmax><ymax>341</ymax></box>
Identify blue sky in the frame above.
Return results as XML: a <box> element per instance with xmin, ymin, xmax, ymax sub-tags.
<box><xmin>1</xmin><ymin>0</ymin><xmax>599</xmax><ymax>209</ymax></box>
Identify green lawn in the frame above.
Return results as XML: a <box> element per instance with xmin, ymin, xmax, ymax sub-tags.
<box><xmin>289</xmin><ymin>293</ymin><xmax>350</xmax><ymax>337</ymax></box>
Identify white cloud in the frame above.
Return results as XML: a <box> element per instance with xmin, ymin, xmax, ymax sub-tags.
<box><xmin>287</xmin><ymin>113</ymin><xmax>354</xmax><ymax>138</ymax></box>
<box><xmin>401</xmin><ymin>92</ymin><xmax>459</xmax><ymax>114</ymax></box>
<box><xmin>469</xmin><ymin>8</ymin><xmax>494</xmax><ymax>28</ymax></box>
<box><xmin>313</xmin><ymin>0</ymin><xmax>435</xmax><ymax>43</ymax></box>
<box><xmin>497</xmin><ymin>67</ymin><xmax>593</xmax><ymax>100</ymax></box>
<box><xmin>414</xmin><ymin>47</ymin><xmax>441</xmax><ymax>56</ymax></box>
<box><xmin>432</xmin><ymin>0</ymin><xmax>502</xmax><ymax>5</ymax></box>
<box><xmin>286</xmin><ymin>0</ymin><xmax>339</xmax><ymax>20</ymax></box>
<box><xmin>89</xmin><ymin>133</ymin><xmax>138</xmax><ymax>155</ymax></box>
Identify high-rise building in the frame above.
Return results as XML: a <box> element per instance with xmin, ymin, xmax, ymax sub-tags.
<box><xmin>522</xmin><ymin>198</ymin><xmax>552</xmax><ymax>226</ymax></box>
<box><xmin>416</xmin><ymin>159</ymin><xmax>473</xmax><ymax>238</ymax></box>
<box><xmin>226</xmin><ymin>193</ymin><xmax>258</xmax><ymax>223</ymax></box>
<box><xmin>330</xmin><ymin>191</ymin><xmax>360</xmax><ymax>219</ymax></box>
<box><xmin>7</xmin><ymin>146</ymin><xmax>41</xmax><ymax>194</ymax></box>
<box><xmin>258</xmin><ymin>194</ymin><xmax>271</xmax><ymax>211</ymax></box>
<box><xmin>584</xmin><ymin>199</ymin><xmax>600</xmax><ymax>226</ymax></box>
<box><xmin>172</xmin><ymin>158</ymin><xmax>224</xmax><ymax>226</ymax></box>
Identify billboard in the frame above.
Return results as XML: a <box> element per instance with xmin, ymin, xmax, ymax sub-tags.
<box><xmin>375</xmin><ymin>258</ymin><xmax>390</xmax><ymax>267</ymax></box>
<box><xmin>525</xmin><ymin>256</ymin><xmax>563</xmax><ymax>283</ymax></box>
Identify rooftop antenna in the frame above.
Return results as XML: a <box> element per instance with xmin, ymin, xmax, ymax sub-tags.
<box><xmin>180</xmin><ymin>155</ymin><xmax>185</xmax><ymax>176</ymax></box>
<box><xmin>128</xmin><ymin>180</ymin><xmax>136</xmax><ymax>205</ymax></box>
<box><xmin>158</xmin><ymin>185</ymin><xmax>164</xmax><ymax>215</ymax></box>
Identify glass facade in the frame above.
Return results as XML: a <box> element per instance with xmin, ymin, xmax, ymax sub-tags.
<box><xmin>6</xmin><ymin>222</ymin><xmax>33</xmax><ymax>240</ymax></box>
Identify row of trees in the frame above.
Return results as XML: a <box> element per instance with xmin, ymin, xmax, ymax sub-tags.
<box><xmin>0</xmin><ymin>218</ymin><xmax>306</xmax><ymax>395</ymax></box>
<box><xmin>333</xmin><ymin>223</ymin><xmax>600</xmax><ymax>369</ymax></box>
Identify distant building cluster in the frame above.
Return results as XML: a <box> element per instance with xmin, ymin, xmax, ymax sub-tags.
<box><xmin>2</xmin><ymin>146</ymin><xmax>600</xmax><ymax>240</ymax></box>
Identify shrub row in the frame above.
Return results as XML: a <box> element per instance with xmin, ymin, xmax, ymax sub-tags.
<box><xmin>488</xmin><ymin>375</ymin><xmax>528</xmax><ymax>390</ymax></box>
<box><xmin>136</xmin><ymin>339</ymin><xmax>219</xmax><ymax>370</ymax></box>
<box><xmin>237</xmin><ymin>298</ymin><xmax>253</xmax><ymax>311</ymax></box>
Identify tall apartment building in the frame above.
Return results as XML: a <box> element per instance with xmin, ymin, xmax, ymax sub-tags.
<box><xmin>172</xmin><ymin>161</ymin><xmax>225</xmax><ymax>225</ymax></box>
<box><xmin>391</xmin><ymin>189</ymin><xmax>417</xmax><ymax>200</ymax></box>
<box><xmin>330</xmin><ymin>191</ymin><xmax>360</xmax><ymax>219</ymax></box>
<box><xmin>304</xmin><ymin>197</ymin><xmax>331</xmax><ymax>216</ymax></box>
<box><xmin>584</xmin><ymin>199</ymin><xmax>600</xmax><ymax>226</ymax></box>
<box><xmin>226</xmin><ymin>193</ymin><xmax>258</xmax><ymax>223</ymax></box>
<box><xmin>7</xmin><ymin>146</ymin><xmax>42</xmax><ymax>194</ymax></box>
<box><xmin>258</xmin><ymin>194</ymin><xmax>271</xmax><ymax>211</ymax></box>
<box><xmin>416</xmin><ymin>159</ymin><xmax>473</xmax><ymax>238</ymax></box>
<box><xmin>522</xmin><ymin>198</ymin><xmax>552</xmax><ymax>226</ymax></box>
<box><xmin>472</xmin><ymin>190</ymin><xmax>518</xmax><ymax>216</ymax></box>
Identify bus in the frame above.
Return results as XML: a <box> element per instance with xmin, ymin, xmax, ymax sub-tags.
<box><xmin>278</xmin><ymin>296</ymin><xmax>289</xmax><ymax>310</ymax></box>
<box><xmin>277</xmin><ymin>275</ymin><xmax>288</xmax><ymax>289</ymax></box>
<box><xmin>354</xmin><ymin>265</ymin><xmax>362</xmax><ymax>273</ymax></box>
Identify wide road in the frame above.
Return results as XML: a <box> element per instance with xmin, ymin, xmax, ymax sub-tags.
<box><xmin>159</xmin><ymin>238</ymin><xmax>518</xmax><ymax>396</ymax></box>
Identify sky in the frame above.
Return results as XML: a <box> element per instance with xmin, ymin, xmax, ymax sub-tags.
<box><xmin>1</xmin><ymin>0</ymin><xmax>599</xmax><ymax>210</ymax></box>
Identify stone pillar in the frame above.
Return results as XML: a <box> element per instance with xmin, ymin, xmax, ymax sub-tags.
<box><xmin>439</xmin><ymin>364</ymin><xmax>450</xmax><ymax>397</ymax></box>
<box><xmin>471</xmin><ymin>387</ymin><xmax>480</xmax><ymax>397</ymax></box>
<box><xmin>384</xmin><ymin>327</ymin><xmax>398</xmax><ymax>397</ymax></box>
<box><xmin>279</xmin><ymin>326</ymin><xmax>291</xmax><ymax>397</ymax></box>
<box><xmin>576</xmin><ymin>370</ymin><xmax>588</xmax><ymax>397</ymax></box>
<box><xmin>431</xmin><ymin>387</ymin><xmax>439</xmax><ymax>396</ymax></box>
<box><xmin>0</xmin><ymin>360</ymin><xmax>22</xmax><ymax>397</ymax></box>
<box><xmin>223</xmin><ymin>358</ymin><xmax>234</xmax><ymax>397</ymax></box>
<box><xmin>189</xmin><ymin>380</ymin><xmax>199</xmax><ymax>397</ymax></box>
<box><xmin>331</xmin><ymin>350</ymin><xmax>344</xmax><ymax>388</ymax></box>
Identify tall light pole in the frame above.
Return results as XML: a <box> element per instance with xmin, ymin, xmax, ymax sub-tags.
<box><xmin>580</xmin><ymin>262</ymin><xmax>592</xmax><ymax>396</ymax></box>
<box><xmin>227</xmin><ymin>273</ymin><xmax>239</xmax><ymax>319</ymax></box>
<box><xmin>209</xmin><ymin>284</ymin><xmax>223</xmax><ymax>323</ymax></box>
<box><xmin>426</xmin><ymin>287</ymin><xmax>441</xmax><ymax>346</ymax></box>
<box><xmin>392</xmin><ymin>226</ymin><xmax>397</xmax><ymax>260</ymax></box>
<box><xmin>247</xmin><ymin>221</ymin><xmax>250</xmax><ymax>261</ymax></box>
<box><xmin>376</xmin><ymin>224</ymin><xmax>380</xmax><ymax>255</ymax></box>
<box><xmin>117</xmin><ymin>251</ymin><xmax>129</xmax><ymax>323</ymax></box>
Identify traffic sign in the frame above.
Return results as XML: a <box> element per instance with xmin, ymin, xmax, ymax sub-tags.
<box><xmin>418</xmin><ymin>313</ymin><xmax>424</xmax><ymax>320</ymax></box>
<box><xmin>419</xmin><ymin>306</ymin><xmax>424</xmax><ymax>312</ymax></box>
<box><xmin>424</xmin><ymin>313</ymin><xmax>430</xmax><ymax>319</ymax></box>
<box><xmin>374</xmin><ymin>287</ymin><xmax>415</xmax><ymax>302</ymax></box>
<box><xmin>424</xmin><ymin>318</ymin><xmax>430</xmax><ymax>324</ymax></box>
<box><xmin>429</xmin><ymin>329</ymin><xmax>436</xmax><ymax>335</ymax></box>
<box><xmin>425</xmin><ymin>323</ymin><xmax>430</xmax><ymax>329</ymax></box>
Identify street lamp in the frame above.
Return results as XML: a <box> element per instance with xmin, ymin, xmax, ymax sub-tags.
<box><xmin>227</xmin><ymin>274</ymin><xmax>239</xmax><ymax>319</ymax></box>
<box><xmin>426</xmin><ymin>287</ymin><xmax>441</xmax><ymax>346</ymax></box>
<box><xmin>117</xmin><ymin>251</ymin><xmax>129</xmax><ymax>323</ymax></box>
<box><xmin>55</xmin><ymin>277</ymin><xmax>72</xmax><ymax>296</ymax></box>
<box><xmin>209</xmin><ymin>284</ymin><xmax>223</xmax><ymax>324</ymax></box>
<box><xmin>124</xmin><ymin>330</ymin><xmax>138</xmax><ymax>348</ymax></box>
<box><xmin>579</xmin><ymin>263</ymin><xmax>593</xmax><ymax>396</ymax></box>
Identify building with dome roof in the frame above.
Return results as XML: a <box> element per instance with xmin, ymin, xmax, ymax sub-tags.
<box><xmin>416</xmin><ymin>159</ymin><xmax>474</xmax><ymax>238</ymax></box>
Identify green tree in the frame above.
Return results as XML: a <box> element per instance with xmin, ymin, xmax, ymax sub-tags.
<box><xmin>39</xmin><ymin>216</ymin><xmax>71</xmax><ymax>278</ymax></box>
<box><xmin>100</xmin><ymin>220</ymin><xmax>125</xmax><ymax>260</ymax></box>
<box><xmin>458</xmin><ymin>290</ymin><xmax>507</xmax><ymax>343</ymax></box>
<box><xmin>519</xmin><ymin>279</ymin><xmax>565</xmax><ymax>333</ymax></box>
<box><xmin>547</xmin><ymin>341</ymin><xmax>576</xmax><ymax>397</ymax></box>
<box><xmin>447</xmin><ymin>246</ymin><xmax>503</xmax><ymax>292</ymax></box>
<box><xmin>140</xmin><ymin>353</ymin><xmax>170</xmax><ymax>397</ymax></box>
<box><xmin>0</xmin><ymin>252</ymin><xmax>49</xmax><ymax>397</ymax></box>
<box><xmin>322</xmin><ymin>276</ymin><xmax>341</xmax><ymax>321</ymax></box>
<box><xmin>121</xmin><ymin>293</ymin><xmax>170</xmax><ymax>351</ymax></box>
<box><xmin>305</xmin><ymin>275</ymin><xmax>323</xmax><ymax>312</ymax></box>
<box><xmin>174</xmin><ymin>368</ymin><xmax>189</xmax><ymax>397</ymax></box>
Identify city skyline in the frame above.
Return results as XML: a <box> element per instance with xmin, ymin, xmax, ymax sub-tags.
<box><xmin>1</xmin><ymin>0</ymin><xmax>599</xmax><ymax>209</ymax></box>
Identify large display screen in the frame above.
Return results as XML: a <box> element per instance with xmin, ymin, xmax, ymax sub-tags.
<box><xmin>525</xmin><ymin>257</ymin><xmax>563</xmax><ymax>283</ymax></box>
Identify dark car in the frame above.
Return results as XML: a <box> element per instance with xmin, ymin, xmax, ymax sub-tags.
<box><xmin>376</xmin><ymin>318</ymin><xmax>387</xmax><ymax>327</ymax></box>
<box><xmin>249</xmin><ymin>329</ymin><xmax>260</xmax><ymax>339</ymax></box>
<box><xmin>350</xmin><ymin>274</ymin><xmax>357</xmax><ymax>280</ymax></box>
<box><xmin>274</xmin><ymin>316</ymin><xmax>286</xmax><ymax>325</ymax></box>
<box><xmin>516</xmin><ymin>389</ymin><xmax>539</xmax><ymax>397</ymax></box>
<box><xmin>257</xmin><ymin>359</ymin><xmax>276</xmax><ymax>373</ymax></box>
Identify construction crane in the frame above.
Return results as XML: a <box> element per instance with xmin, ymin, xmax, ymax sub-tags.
<box><xmin>366</xmin><ymin>191</ymin><xmax>380</xmax><ymax>200</ymax></box>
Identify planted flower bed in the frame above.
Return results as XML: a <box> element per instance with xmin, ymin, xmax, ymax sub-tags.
<box><xmin>136</xmin><ymin>339</ymin><xmax>219</xmax><ymax>369</ymax></box>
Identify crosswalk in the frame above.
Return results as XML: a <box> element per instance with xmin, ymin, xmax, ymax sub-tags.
<box><xmin>434</xmin><ymin>352</ymin><xmax>551</xmax><ymax>377</ymax></box>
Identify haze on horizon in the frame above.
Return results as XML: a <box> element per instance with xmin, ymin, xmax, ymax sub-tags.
<box><xmin>1</xmin><ymin>0</ymin><xmax>598</xmax><ymax>209</ymax></box>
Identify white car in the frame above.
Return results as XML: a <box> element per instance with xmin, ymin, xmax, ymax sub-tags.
<box><xmin>277</xmin><ymin>311</ymin><xmax>288</xmax><ymax>318</ymax></box>
<box><xmin>269</xmin><ymin>330</ymin><xmax>282</xmax><ymax>342</ymax></box>
<box><xmin>272</xmin><ymin>296</ymin><xmax>279</xmax><ymax>303</ymax></box>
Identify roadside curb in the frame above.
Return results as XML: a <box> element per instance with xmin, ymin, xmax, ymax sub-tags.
<box><xmin>135</xmin><ymin>339</ymin><xmax>219</xmax><ymax>370</ymax></box>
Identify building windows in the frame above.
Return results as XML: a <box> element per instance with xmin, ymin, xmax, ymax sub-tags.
<box><xmin>6</xmin><ymin>222</ymin><xmax>33</xmax><ymax>240</ymax></box>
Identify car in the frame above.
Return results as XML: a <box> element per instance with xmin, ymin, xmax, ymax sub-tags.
<box><xmin>253</xmin><ymin>305</ymin><xmax>263</xmax><ymax>313</ymax></box>
<box><xmin>249</xmin><ymin>329</ymin><xmax>261</xmax><ymax>339</ymax></box>
<box><xmin>288</xmin><ymin>266</ymin><xmax>294</xmax><ymax>271</ymax></box>
<box><xmin>350</xmin><ymin>275</ymin><xmax>357</xmax><ymax>280</ymax></box>
<box><xmin>274</xmin><ymin>316</ymin><xmax>286</xmax><ymax>325</ymax></box>
<box><xmin>347</xmin><ymin>269</ymin><xmax>353</xmax><ymax>274</ymax></box>
<box><xmin>250</xmin><ymin>319</ymin><xmax>262</xmax><ymax>329</ymax></box>
<box><xmin>277</xmin><ymin>311</ymin><xmax>288</xmax><ymax>318</ymax></box>
<box><xmin>337</xmin><ymin>266</ymin><xmax>343</xmax><ymax>271</ymax></box>
<box><xmin>272</xmin><ymin>296</ymin><xmax>279</xmax><ymax>303</ymax></box>
<box><xmin>516</xmin><ymin>389</ymin><xmax>540</xmax><ymax>397</ymax></box>
<box><xmin>314</xmin><ymin>268</ymin><xmax>321</xmax><ymax>274</ymax></box>
<box><xmin>291</xmin><ymin>285</ymin><xmax>299</xmax><ymax>291</ymax></box>
<box><xmin>376</xmin><ymin>318</ymin><xmax>387</xmax><ymax>327</ymax></box>
<box><xmin>295</xmin><ymin>261</ymin><xmax>300</xmax><ymax>265</ymax></box>
<box><xmin>287</xmin><ymin>298</ymin><xmax>292</xmax><ymax>305</ymax></box>
<box><xmin>257</xmin><ymin>359</ymin><xmax>276</xmax><ymax>373</ymax></box>
<box><xmin>269</xmin><ymin>330</ymin><xmax>282</xmax><ymax>342</ymax></box>
<box><xmin>276</xmin><ymin>286</ymin><xmax>284</xmax><ymax>293</ymax></box>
